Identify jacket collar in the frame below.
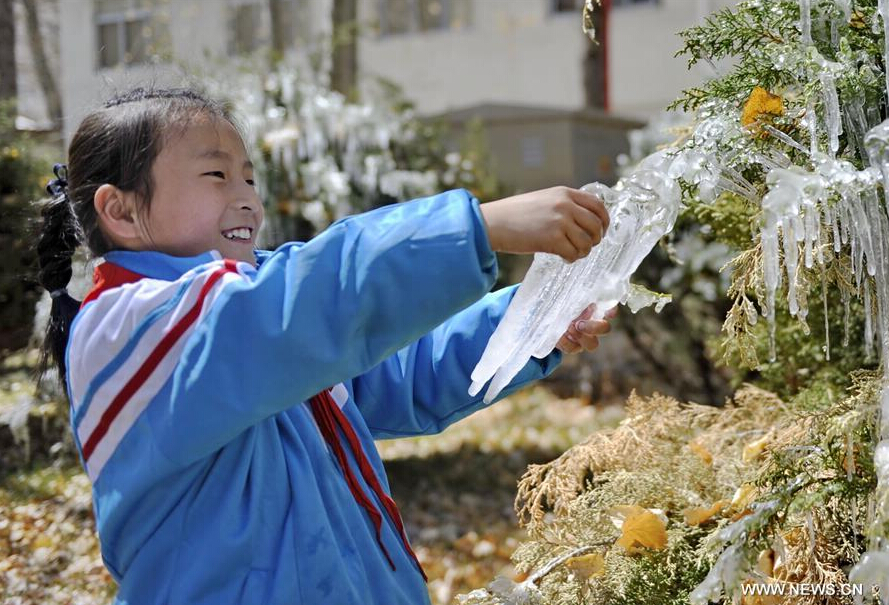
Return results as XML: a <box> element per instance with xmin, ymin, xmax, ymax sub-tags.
<box><xmin>103</xmin><ymin>249</ymin><xmax>223</xmax><ymax>282</ymax></box>
<box><xmin>81</xmin><ymin>249</ymin><xmax>273</xmax><ymax>309</ymax></box>
<box><xmin>80</xmin><ymin>250</ymin><xmax>222</xmax><ymax>309</ymax></box>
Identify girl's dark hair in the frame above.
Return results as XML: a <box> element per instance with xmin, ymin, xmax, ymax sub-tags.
<box><xmin>36</xmin><ymin>87</ymin><xmax>238</xmax><ymax>391</ymax></box>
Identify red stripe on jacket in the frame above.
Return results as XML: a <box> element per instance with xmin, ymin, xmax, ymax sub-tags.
<box><xmin>81</xmin><ymin>260</ymin><xmax>239</xmax><ymax>462</ymax></box>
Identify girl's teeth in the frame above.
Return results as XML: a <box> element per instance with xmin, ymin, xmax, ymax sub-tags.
<box><xmin>224</xmin><ymin>228</ymin><xmax>251</xmax><ymax>240</ymax></box>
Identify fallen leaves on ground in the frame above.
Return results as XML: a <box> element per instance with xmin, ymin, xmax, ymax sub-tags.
<box><xmin>0</xmin><ymin>467</ymin><xmax>115</xmax><ymax>604</ymax></box>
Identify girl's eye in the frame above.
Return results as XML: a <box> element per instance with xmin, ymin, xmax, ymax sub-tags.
<box><xmin>204</xmin><ymin>171</ymin><xmax>225</xmax><ymax>179</ymax></box>
<box><xmin>246</xmin><ymin>179</ymin><xmax>255</xmax><ymax>186</ymax></box>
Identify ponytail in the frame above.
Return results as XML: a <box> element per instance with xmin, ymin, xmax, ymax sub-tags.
<box><xmin>36</xmin><ymin>164</ymin><xmax>83</xmax><ymax>391</ymax></box>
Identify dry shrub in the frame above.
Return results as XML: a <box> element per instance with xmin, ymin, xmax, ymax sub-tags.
<box><xmin>516</xmin><ymin>386</ymin><xmax>786</xmax><ymax>533</ymax></box>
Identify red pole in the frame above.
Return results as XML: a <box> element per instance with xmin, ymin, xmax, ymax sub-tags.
<box><xmin>601</xmin><ymin>0</ymin><xmax>611</xmax><ymax>111</ymax></box>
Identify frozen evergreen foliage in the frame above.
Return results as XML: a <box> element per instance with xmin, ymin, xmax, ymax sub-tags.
<box><xmin>461</xmin><ymin>0</ymin><xmax>889</xmax><ymax>603</ymax></box>
<box><xmin>203</xmin><ymin>57</ymin><xmax>498</xmax><ymax>246</ymax></box>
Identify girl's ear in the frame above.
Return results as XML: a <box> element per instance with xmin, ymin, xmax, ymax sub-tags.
<box><xmin>94</xmin><ymin>184</ymin><xmax>145</xmax><ymax>247</ymax></box>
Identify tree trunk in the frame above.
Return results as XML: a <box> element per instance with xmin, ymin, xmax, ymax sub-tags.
<box><xmin>269</xmin><ymin>0</ymin><xmax>286</xmax><ymax>56</ymax></box>
<box><xmin>330</xmin><ymin>0</ymin><xmax>358</xmax><ymax>101</ymax></box>
<box><xmin>583</xmin><ymin>0</ymin><xmax>607</xmax><ymax>109</ymax></box>
<box><xmin>0</xmin><ymin>0</ymin><xmax>17</xmax><ymax>108</ymax></box>
<box><xmin>21</xmin><ymin>0</ymin><xmax>61</xmax><ymax>127</ymax></box>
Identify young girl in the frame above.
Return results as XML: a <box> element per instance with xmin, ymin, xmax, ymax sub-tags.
<box><xmin>36</xmin><ymin>87</ymin><xmax>614</xmax><ymax>605</ymax></box>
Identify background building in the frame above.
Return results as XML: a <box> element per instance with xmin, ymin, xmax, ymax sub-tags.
<box><xmin>11</xmin><ymin>0</ymin><xmax>61</xmax><ymax>138</ymax></box>
<box><xmin>42</xmin><ymin>0</ymin><xmax>737</xmax><ymax>187</ymax></box>
<box><xmin>359</xmin><ymin>0</ymin><xmax>733</xmax><ymax>119</ymax></box>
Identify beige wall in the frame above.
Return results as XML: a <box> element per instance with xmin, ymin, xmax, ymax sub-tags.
<box><xmin>357</xmin><ymin>0</ymin><xmax>588</xmax><ymax>115</ymax></box>
<box><xmin>56</xmin><ymin>0</ymin><xmax>739</xmax><ymax>142</ymax></box>
<box><xmin>357</xmin><ymin>0</ymin><xmax>737</xmax><ymax>120</ymax></box>
<box><xmin>608</xmin><ymin>0</ymin><xmax>736</xmax><ymax>118</ymax></box>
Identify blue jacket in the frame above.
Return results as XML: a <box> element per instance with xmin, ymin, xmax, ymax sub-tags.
<box><xmin>65</xmin><ymin>190</ymin><xmax>561</xmax><ymax>604</ymax></box>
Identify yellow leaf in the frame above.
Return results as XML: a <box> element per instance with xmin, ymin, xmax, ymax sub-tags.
<box><xmin>32</xmin><ymin>533</ymin><xmax>54</xmax><ymax>550</ymax></box>
<box><xmin>742</xmin><ymin>433</ymin><xmax>771</xmax><ymax>462</ymax></box>
<box><xmin>565</xmin><ymin>552</ymin><xmax>606</xmax><ymax>579</ymax></box>
<box><xmin>612</xmin><ymin>505</ymin><xmax>667</xmax><ymax>553</ymax></box>
<box><xmin>741</xmin><ymin>87</ymin><xmax>784</xmax><ymax>127</ymax></box>
<box><xmin>850</xmin><ymin>8</ymin><xmax>867</xmax><ymax>29</ymax></box>
<box><xmin>730</xmin><ymin>483</ymin><xmax>757</xmax><ymax>511</ymax></box>
<box><xmin>688</xmin><ymin>441</ymin><xmax>713</xmax><ymax>465</ymax></box>
<box><xmin>756</xmin><ymin>549</ymin><xmax>775</xmax><ymax>577</ymax></box>
<box><xmin>683</xmin><ymin>500</ymin><xmax>729</xmax><ymax>526</ymax></box>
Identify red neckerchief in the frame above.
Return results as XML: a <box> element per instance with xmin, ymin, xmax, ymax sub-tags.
<box><xmin>309</xmin><ymin>390</ymin><xmax>427</xmax><ymax>580</ymax></box>
<box><xmin>82</xmin><ymin>260</ymin><xmax>427</xmax><ymax>580</ymax></box>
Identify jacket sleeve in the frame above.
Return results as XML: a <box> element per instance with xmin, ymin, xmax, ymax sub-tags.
<box><xmin>67</xmin><ymin>190</ymin><xmax>499</xmax><ymax>473</ymax></box>
<box><xmin>351</xmin><ymin>286</ymin><xmax>562</xmax><ymax>439</ymax></box>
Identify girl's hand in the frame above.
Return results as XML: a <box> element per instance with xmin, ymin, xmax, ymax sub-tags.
<box><xmin>556</xmin><ymin>304</ymin><xmax>617</xmax><ymax>354</ymax></box>
<box><xmin>479</xmin><ymin>187</ymin><xmax>610</xmax><ymax>262</ymax></box>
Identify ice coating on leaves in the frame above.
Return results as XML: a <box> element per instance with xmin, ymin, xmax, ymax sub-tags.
<box><xmin>751</xmin><ymin>139</ymin><xmax>889</xmax><ymax>368</ymax></box>
<box><xmin>625</xmin><ymin>284</ymin><xmax>672</xmax><ymax>314</ymax></box>
<box><xmin>204</xmin><ymin>61</ymin><xmax>455</xmax><ymax>239</ymax></box>
<box><xmin>457</xmin><ymin>544</ymin><xmax>599</xmax><ymax>605</ymax></box>
<box><xmin>689</xmin><ymin>488</ymin><xmax>793</xmax><ymax>605</ymax></box>
<box><xmin>849</xmin><ymin>551</ymin><xmax>889</xmax><ymax>605</ymax></box>
<box><xmin>469</xmin><ymin>150</ymin><xmax>682</xmax><ymax>403</ymax></box>
<box><xmin>689</xmin><ymin>503</ymin><xmax>781</xmax><ymax>605</ymax></box>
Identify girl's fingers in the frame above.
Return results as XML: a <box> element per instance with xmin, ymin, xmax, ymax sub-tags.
<box><xmin>557</xmin><ymin>303</ymin><xmax>616</xmax><ymax>354</ymax></box>
<box><xmin>559</xmin><ymin>318</ymin><xmax>610</xmax><ymax>354</ymax></box>
<box><xmin>574</xmin><ymin>318</ymin><xmax>611</xmax><ymax>336</ymax></box>
<box><xmin>572</xmin><ymin>208</ymin><xmax>605</xmax><ymax>247</ymax></box>
<box><xmin>578</xmin><ymin>303</ymin><xmax>596</xmax><ymax>320</ymax></box>
<box><xmin>580</xmin><ymin>335</ymin><xmax>600</xmax><ymax>351</ymax></box>
<box><xmin>556</xmin><ymin>335</ymin><xmax>582</xmax><ymax>354</ymax></box>
<box><xmin>555</xmin><ymin>239</ymin><xmax>582</xmax><ymax>263</ymax></box>
<box><xmin>569</xmin><ymin>189</ymin><xmax>610</xmax><ymax>234</ymax></box>
<box><xmin>564</xmin><ymin>225</ymin><xmax>594</xmax><ymax>260</ymax></box>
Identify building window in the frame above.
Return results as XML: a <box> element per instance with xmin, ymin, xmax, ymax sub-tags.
<box><xmin>378</xmin><ymin>0</ymin><xmax>471</xmax><ymax>36</ymax></box>
<box><xmin>95</xmin><ymin>0</ymin><xmax>170</xmax><ymax>69</ymax></box>
<box><xmin>521</xmin><ymin>136</ymin><xmax>545</xmax><ymax>168</ymax></box>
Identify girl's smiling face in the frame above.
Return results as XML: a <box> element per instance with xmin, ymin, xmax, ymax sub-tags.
<box><xmin>136</xmin><ymin>117</ymin><xmax>264</xmax><ymax>265</ymax></box>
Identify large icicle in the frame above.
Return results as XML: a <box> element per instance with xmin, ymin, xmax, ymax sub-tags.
<box><xmin>880</xmin><ymin>0</ymin><xmax>889</xmax><ymax>107</ymax></box>
<box><xmin>760</xmin><ymin>167</ymin><xmax>824</xmax><ymax>327</ymax></box>
<box><xmin>864</xmin><ymin>121</ymin><xmax>889</xmax><ymax>372</ymax></box>
<box><xmin>850</xmin><ymin>113</ymin><xmax>889</xmax><ymax>590</ymax></box>
<box><xmin>468</xmin><ymin>150</ymin><xmax>683</xmax><ymax>403</ymax></box>
<box><xmin>799</xmin><ymin>0</ymin><xmax>812</xmax><ymax>45</ymax></box>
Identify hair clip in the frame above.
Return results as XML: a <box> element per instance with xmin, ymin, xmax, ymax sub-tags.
<box><xmin>46</xmin><ymin>163</ymin><xmax>69</xmax><ymax>197</ymax></box>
